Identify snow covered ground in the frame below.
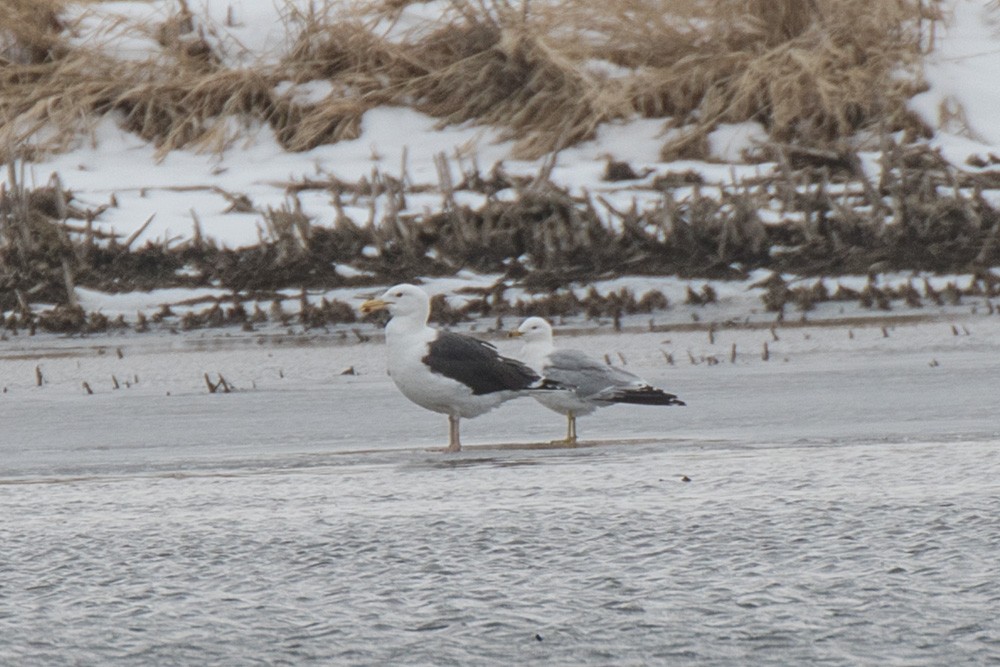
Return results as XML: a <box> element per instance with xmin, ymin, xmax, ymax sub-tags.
<box><xmin>2</xmin><ymin>0</ymin><xmax>997</xmax><ymax>328</ymax></box>
<box><xmin>4</xmin><ymin>0</ymin><xmax>998</xmax><ymax>254</ymax></box>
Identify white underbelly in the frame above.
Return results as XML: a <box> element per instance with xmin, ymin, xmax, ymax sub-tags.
<box><xmin>533</xmin><ymin>391</ymin><xmax>599</xmax><ymax>417</ymax></box>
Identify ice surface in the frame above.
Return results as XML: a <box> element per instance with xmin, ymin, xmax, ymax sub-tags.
<box><xmin>2</xmin><ymin>316</ymin><xmax>1000</xmax><ymax>664</ymax></box>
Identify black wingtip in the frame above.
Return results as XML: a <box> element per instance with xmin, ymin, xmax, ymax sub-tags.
<box><xmin>609</xmin><ymin>387</ymin><xmax>686</xmax><ymax>406</ymax></box>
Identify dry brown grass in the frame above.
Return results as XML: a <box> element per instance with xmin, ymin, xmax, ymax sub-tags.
<box><xmin>610</xmin><ymin>0</ymin><xmax>939</xmax><ymax>158</ymax></box>
<box><xmin>0</xmin><ymin>0</ymin><xmax>67</xmax><ymax>65</ymax></box>
<box><xmin>0</xmin><ymin>0</ymin><xmax>941</xmax><ymax>162</ymax></box>
<box><xmin>5</xmin><ymin>143</ymin><xmax>1000</xmax><ymax>329</ymax></box>
<box><xmin>377</xmin><ymin>5</ymin><xmax>632</xmax><ymax>157</ymax></box>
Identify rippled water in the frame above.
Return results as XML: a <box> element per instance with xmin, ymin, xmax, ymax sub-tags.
<box><xmin>3</xmin><ymin>437</ymin><xmax>1000</xmax><ymax>666</ymax></box>
<box><xmin>3</xmin><ymin>326</ymin><xmax>1000</xmax><ymax>665</ymax></box>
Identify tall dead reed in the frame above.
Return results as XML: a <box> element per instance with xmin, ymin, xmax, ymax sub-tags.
<box><xmin>613</xmin><ymin>0</ymin><xmax>938</xmax><ymax>158</ymax></box>
<box><xmin>0</xmin><ymin>0</ymin><xmax>941</xmax><ymax>162</ymax></box>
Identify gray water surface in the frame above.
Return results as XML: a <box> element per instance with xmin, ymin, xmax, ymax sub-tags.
<box><xmin>4</xmin><ymin>437</ymin><xmax>1000</xmax><ymax>666</ymax></box>
<box><xmin>3</xmin><ymin>331</ymin><xmax>1000</xmax><ymax>665</ymax></box>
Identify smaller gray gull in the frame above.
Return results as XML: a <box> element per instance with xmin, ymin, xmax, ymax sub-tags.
<box><xmin>360</xmin><ymin>285</ymin><xmax>565</xmax><ymax>452</ymax></box>
<box><xmin>511</xmin><ymin>316</ymin><xmax>685</xmax><ymax>444</ymax></box>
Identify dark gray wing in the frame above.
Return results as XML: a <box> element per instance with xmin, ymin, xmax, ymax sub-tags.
<box><xmin>424</xmin><ymin>331</ymin><xmax>543</xmax><ymax>395</ymax></box>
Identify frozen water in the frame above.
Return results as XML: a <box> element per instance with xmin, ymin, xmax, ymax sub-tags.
<box><xmin>2</xmin><ymin>317</ymin><xmax>1000</xmax><ymax>665</ymax></box>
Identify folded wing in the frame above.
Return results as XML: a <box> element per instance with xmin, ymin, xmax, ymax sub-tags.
<box><xmin>544</xmin><ymin>349</ymin><xmax>684</xmax><ymax>405</ymax></box>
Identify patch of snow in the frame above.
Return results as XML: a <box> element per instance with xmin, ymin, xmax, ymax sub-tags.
<box><xmin>707</xmin><ymin>122</ymin><xmax>769</xmax><ymax>163</ymax></box>
<box><xmin>911</xmin><ymin>1</ymin><xmax>1000</xmax><ymax>160</ymax></box>
<box><xmin>273</xmin><ymin>80</ymin><xmax>337</xmax><ymax>105</ymax></box>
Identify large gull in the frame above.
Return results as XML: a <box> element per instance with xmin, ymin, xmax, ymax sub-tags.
<box><xmin>360</xmin><ymin>285</ymin><xmax>565</xmax><ymax>452</ymax></box>
<box><xmin>511</xmin><ymin>316</ymin><xmax>685</xmax><ymax>444</ymax></box>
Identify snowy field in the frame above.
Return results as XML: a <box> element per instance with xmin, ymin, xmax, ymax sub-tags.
<box><xmin>3</xmin><ymin>0</ymin><xmax>998</xmax><ymax>253</ymax></box>
<box><xmin>2</xmin><ymin>312</ymin><xmax>1000</xmax><ymax>665</ymax></box>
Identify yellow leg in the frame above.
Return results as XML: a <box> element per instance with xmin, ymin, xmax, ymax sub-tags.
<box><xmin>445</xmin><ymin>415</ymin><xmax>462</xmax><ymax>452</ymax></box>
<box><xmin>552</xmin><ymin>413</ymin><xmax>578</xmax><ymax>445</ymax></box>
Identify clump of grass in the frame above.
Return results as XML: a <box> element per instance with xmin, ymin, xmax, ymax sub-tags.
<box><xmin>300</xmin><ymin>295</ymin><xmax>358</xmax><ymax>328</ymax></box>
<box><xmin>514</xmin><ymin>291</ymin><xmax>583</xmax><ymax>319</ymax></box>
<box><xmin>114</xmin><ymin>67</ymin><xmax>275</xmax><ymax>156</ymax></box>
<box><xmin>0</xmin><ymin>2</ymin><xmax>272</xmax><ymax>160</ymax></box>
<box><xmin>616</xmin><ymin>0</ymin><xmax>937</xmax><ymax>158</ymax></box>
<box><xmin>0</xmin><ymin>164</ymin><xmax>85</xmax><ymax>310</ymax></box>
<box><xmin>0</xmin><ymin>0</ymin><xmax>66</xmax><ymax>66</ymax></box>
<box><xmin>404</xmin><ymin>12</ymin><xmax>629</xmax><ymax>158</ymax></box>
<box><xmin>273</xmin><ymin>13</ymin><xmax>406</xmax><ymax>150</ymax></box>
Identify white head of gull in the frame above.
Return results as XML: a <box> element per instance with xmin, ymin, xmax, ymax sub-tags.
<box><xmin>511</xmin><ymin>316</ymin><xmax>685</xmax><ymax>445</ymax></box>
<box><xmin>361</xmin><ymin>285</ymin><xmax>564</xmax><ymax>452</ymax></box>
